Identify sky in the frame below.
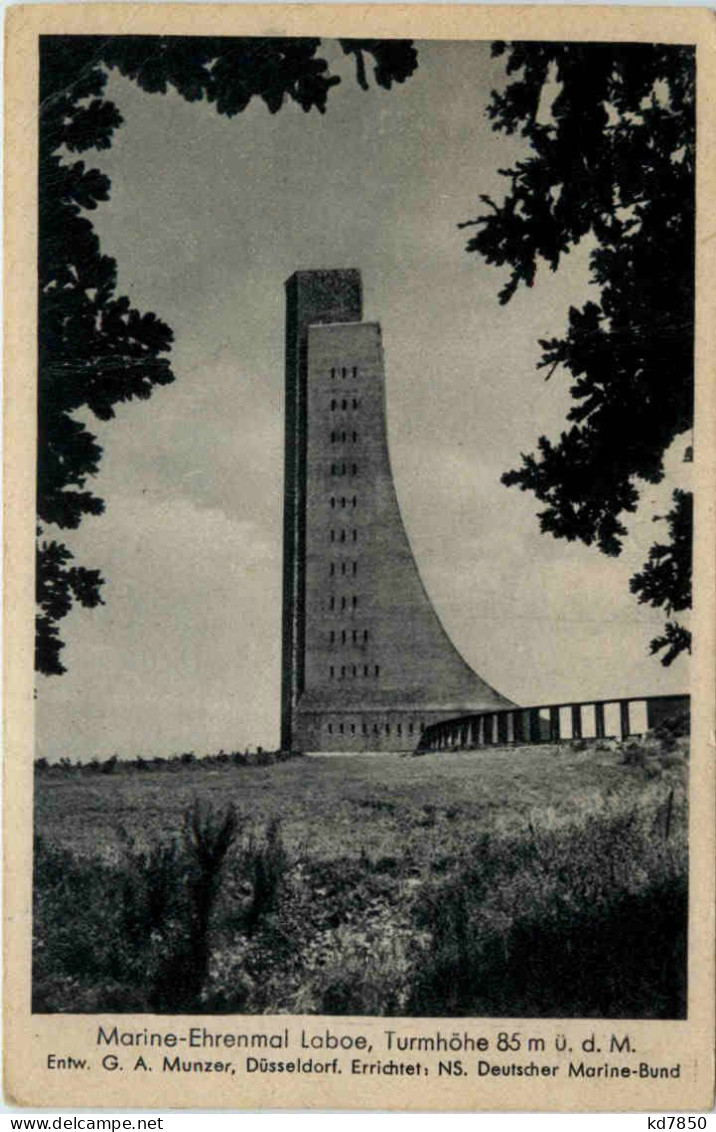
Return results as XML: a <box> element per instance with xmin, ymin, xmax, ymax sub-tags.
<box><xmin>35</xmin><ymin>39</ymin><xmax>691</xmax><ymax>760</ymax></box>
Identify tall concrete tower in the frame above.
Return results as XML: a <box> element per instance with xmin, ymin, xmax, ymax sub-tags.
<box><xmin>281</xmin><ymin>269</ymin><xmax>513</xmax><ymax>752</ymax></box>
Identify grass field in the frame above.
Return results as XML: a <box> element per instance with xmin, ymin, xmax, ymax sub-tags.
<box><xmin>33</xmin><ymin>736</ymin><xmax>688</xmax><ymax>1018</ymax></box>
<box><xmin>35</xmin><ymin>742</ymin><xmax>678</xmax><ymax>859</ymax></box>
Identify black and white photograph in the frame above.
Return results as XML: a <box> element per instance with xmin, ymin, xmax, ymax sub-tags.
<box><xmin>5</xmin><ymin>4</ymin><xmax>715</xmax><ymax>1112</ymax></box>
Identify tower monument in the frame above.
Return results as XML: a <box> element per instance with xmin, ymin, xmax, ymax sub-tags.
<box><xmin>281</xmin><ymin>269</ymin><xmax>513</xmax><ymax>752</ymax></box>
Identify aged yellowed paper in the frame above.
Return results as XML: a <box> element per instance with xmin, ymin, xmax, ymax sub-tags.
<box><xmin>4</xmin><ymin>3</ymin><xmax>715</xmax><ymax>1111</ymax></box>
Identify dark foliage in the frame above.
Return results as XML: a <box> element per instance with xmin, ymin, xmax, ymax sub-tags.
<box><xmin>33</xmin><ymin>802</ymin><xmax>239</xmax><ymax>1013</ymax></box>
<box><xmin>409</xmin><ymin>806</ymin><xmax>687</xmax><ymax>1019</ymax></box>
<box><xmin>150</xmin><ymin>801</ymin><xmax>239</xmax><ymax>1011</ymax></box>
<box><xmin>630</xmin><ymin>489</ymin><xmax>693</xmax><ymax>665</ymax></box>
<box><xmin>32</xmin><ymin>837</ymin><xmax>128</xmax><ymax>1008</ymax></box>
<box><xmin>462</xmin><ymin>43</ymin><xmax>694</xmax><ymax>663</ymax></box>
<box><xmin>37</xmin><ymin>35</ymin><xmax>417</xmax><ymax>675</ymax></box>
<box><xmin>410</xmin><ymin>873</ymin><xmax>687</xmax><ymax>1019</ymax></box>
<box><xmin>242</xmin><ymin>816</ymin><xmax>289</xmax><ymax>933</ymax></box>
<box><xmin>35</xmin><ymin>538</ymin><xmax>105</xmax><ymax>676</ymax></box>
<box><xmin>38</xmin><ymin>40</ymin><xmax>173</xmax><ymax>674</ymax></box>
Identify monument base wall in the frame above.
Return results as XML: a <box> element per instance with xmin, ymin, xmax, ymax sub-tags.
<box><xmin>293</xmin><ymin>707</ymin><xmax>485</xmax><ymax>753</ymax></box>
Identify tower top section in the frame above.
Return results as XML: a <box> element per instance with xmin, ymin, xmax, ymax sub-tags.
<box><xmin>284</xmin><ymin>269</ymin><xmax>363</xmax><ymax>343</ymax></box>
<box><xmin>284</xmin><ymin>267</ymin><xmax>361</xmax><ymax>290</ymax></box>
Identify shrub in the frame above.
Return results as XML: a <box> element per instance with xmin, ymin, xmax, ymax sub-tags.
<box><xmin>298</xmin><ymin>928</ymin><xmax>410</xmax><ymax>1016</ymax></box>
<box><xmin>33</xmin><ymin>835</ymin><xmax>150</xmax><ymax>1012</ymax></box>
<box><xmin>34</xmin><ymin>802</ymin><xmax>240</xmax><ymax>1013</ymax></box>
<box><xmin>407</xmin><ymin>799</ymin><xmax>687</xmax><ymax>1019</ymax></box>
<box><xmin>120</xmin><ymin>834</ymin><xmax>185</xmax><ymax>949</ymax></box>
<box><xmin>620</xmin><ymin>733</ymin><xmax>689</xmax><ymax>776</ymax></box>
<box><xmin>243</xmin><ymin>817</ymin><xmax>288</xmax><ymax>933</ymax></box>
<box><xmin>653</xmin><ymin>708</ymin><xmax>690</xmax><ymax>743</ymax></box>
<box><xmin>150</xmin><ymin>801</ymin><xmax>239</xmax><ymax>1011</ymax></box>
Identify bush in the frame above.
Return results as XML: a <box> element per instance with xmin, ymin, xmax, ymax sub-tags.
<box><xmin>34</xmin><ymin>802</ymin><xmax>240</xmax><ymax>1013</ymax></box>
<box><xmin>33</xmin><ymin>835</ymin><xmax>152</xmax><ymax>1012</ymax></box>
<box><xmin>150</xmin><ymin>801</ymin><xmax>239</xmax><ymax>1011</ymax></box>
<box><xmin>243</xmin><ymin>817</ymin><xmax>288</xmax><ymax>933</ymax></box>
<box><xmin>298</xmin><ymin>928</ymin><xmax>410</xmax><ymax>1016</ymax></box>
<box><xmin>407</xmin><ymin>799</ymin><xmax>687</xmax><ymax>1019</ymax></box>
<box><xmin>621</xmin><ymin>733</ymin><xmax>689</xmax><ymax>774</ymax></box>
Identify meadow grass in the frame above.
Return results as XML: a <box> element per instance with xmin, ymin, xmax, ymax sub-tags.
<box><xmin>35</xmin><ymin>742</ymin><xmax>673</xmax><ymax>860</ymax></box>
<box><xmin>33</xmin><ymin>737</ymin><xmax>688</xmax><ymax>1017</ymax></box>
